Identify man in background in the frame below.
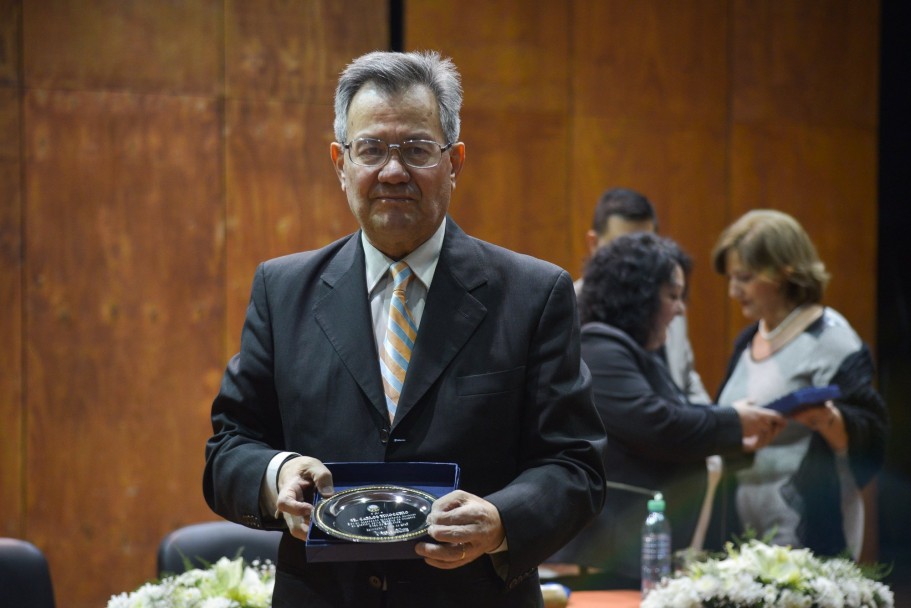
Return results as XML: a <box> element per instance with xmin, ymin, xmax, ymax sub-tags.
<box><xmin>575</xmin><ymin>187</ymin><xmax>711</xmax><ymax>404</ymax></box>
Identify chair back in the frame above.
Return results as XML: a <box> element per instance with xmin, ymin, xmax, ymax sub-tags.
<box><xmin>157</xmin><ymin>521</ymin><xmax>283</xmax><ymax>577</ymax></box>
<box><xmin>0</xmin><ymin>538</ymin><xmax>56</xmax><ymax>608</ymax></box>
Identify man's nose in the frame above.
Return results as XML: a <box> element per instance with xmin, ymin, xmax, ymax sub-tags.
<box><xmin>378</xmin><ymin>148</ymin><xmax>411</xmax><ymax>182</ymax></box>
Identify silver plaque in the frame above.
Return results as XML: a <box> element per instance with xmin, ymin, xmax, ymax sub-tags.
<box><xmin>313</xmin><ymin>485</ymin><xmax>436</xmax><ymax>543</ymax></box>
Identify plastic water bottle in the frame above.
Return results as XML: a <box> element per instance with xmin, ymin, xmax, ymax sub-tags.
<box><xmin>641</xmin><ymin>492</ymin><xmax>671</xmax><ymax>598</ymax></box>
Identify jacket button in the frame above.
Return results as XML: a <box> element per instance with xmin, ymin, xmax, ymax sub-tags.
<box><xmin>379</xmin><ymin>428</ymin><xmax>390</xmax><ymax>444</ymax></box>
<box><xmin>368</xmin><ymin>575</ymin><xmax>383</xmax><ymax>589</ymax></box>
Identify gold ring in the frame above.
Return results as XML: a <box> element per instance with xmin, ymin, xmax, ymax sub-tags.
<box><xmin>459</xmin><ymin>543</ymin><xmax>466</xmax><ymax>560</ymax></box>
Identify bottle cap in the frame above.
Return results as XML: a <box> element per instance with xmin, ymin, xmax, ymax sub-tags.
<box><xmin>647</xmin><ymin>492</ymin><xmax>665</xmax><ymax>512</ymax></box>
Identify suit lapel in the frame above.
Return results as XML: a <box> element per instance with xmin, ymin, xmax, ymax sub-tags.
<box><xmin>313</xmin><ymin>235</ymin><xmax>388</xmax><ymax>421</ymax></box>
<box><xmin>395</xmin><ymin>220</ymin><xmax>487</xmax><ymax>424</ymax></box>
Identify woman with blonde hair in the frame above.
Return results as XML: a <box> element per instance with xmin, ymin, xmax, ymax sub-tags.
<box><xmin>713</xmin><ymin>209</ymin><xmax>888</xmax><ymax>558</ymax></box>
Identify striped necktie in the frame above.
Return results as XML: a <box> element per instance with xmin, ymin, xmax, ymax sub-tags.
<box><xmin>380</xmin><ymin>261</ymin><xmax>416</xmax><ymax>422</ymax></box>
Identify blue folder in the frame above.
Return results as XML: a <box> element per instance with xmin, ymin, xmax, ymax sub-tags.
<box><xmin>763</xmin><ymin>385</ymin><xmax>842</xmax><ymax>415</ymax></box>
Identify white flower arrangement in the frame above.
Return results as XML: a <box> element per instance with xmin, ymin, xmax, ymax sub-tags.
<box><xmin>106</xmin><ymin>556</ymin><xmax>275</xmax><ymax>608</ymax></box>
<box><xmin>641</xmin><ymin>539</ymin><xmax>894</xmax><ymax>608</ymax></box>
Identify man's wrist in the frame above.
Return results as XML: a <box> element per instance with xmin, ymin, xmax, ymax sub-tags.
<box><xmin>260</xmin><ymin>451</ymin><xmax>301</xmax><ymax>518</ymax></box>
<box><xmin>274</xmin><ymin>452</ymin><xmax>301</xmax><ymax>492</ymax></box>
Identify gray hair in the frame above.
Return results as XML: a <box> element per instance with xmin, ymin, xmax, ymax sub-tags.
<box><xmin>333</xmin><ymin>50</ymin><xmax>462</xmax><ymax>145</ymax></box>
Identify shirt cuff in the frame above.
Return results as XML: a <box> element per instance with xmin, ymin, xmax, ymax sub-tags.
<box><xmin>488</xmin><ymin>536</ymin><xmax>509</xmax><ymax>553</ymax></box>
<box><xmin>259</xmin><ymin>451</ymin><xmax>301</xmax><ymax>518</ymax></box>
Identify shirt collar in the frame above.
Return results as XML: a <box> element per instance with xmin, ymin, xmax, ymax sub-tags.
<box><xmin>363</xmin><ymin>217</ymin><xmax>446</xmax><ymax>294</ymax></box>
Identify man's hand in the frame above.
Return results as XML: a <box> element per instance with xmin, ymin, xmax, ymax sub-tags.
<box><xmin>276</xmin><ymin>456</ymin><xmax>334</xmax><ymax>540</ymax></box>
<box><xmin>415</xmin><ymin>490</ymin><xmax>505</xmax><ymax>569</ymax></box>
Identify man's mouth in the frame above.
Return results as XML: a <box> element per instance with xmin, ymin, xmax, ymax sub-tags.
<box><xmin>372</xmin><ymin>192</ymin><xmax>414</xmax><ymax>204</ymax></box>
<box><xmin>372</xmin><ymin>185</ymin><xmax>414</xmax><ymax>195</ymax></box>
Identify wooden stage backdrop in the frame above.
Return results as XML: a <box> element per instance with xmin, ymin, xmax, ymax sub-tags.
<box><xmin>0</xmin><ymin>1</ymin><xmax>879</xmax><ymax>605</ymax></box>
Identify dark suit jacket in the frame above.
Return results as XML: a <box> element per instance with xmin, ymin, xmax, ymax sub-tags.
<box><xmin>203</xmin><ymin>218</ymin><xmax>607</xmax><ymax>607</ymax></box>
<box><xmin>550</xmin><ymin>322</ymin><xmax>743</xmax><ymax>582</ymax></box>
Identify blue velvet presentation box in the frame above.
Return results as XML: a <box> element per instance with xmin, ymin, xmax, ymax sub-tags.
<box><xmin>305</xmin><ymin>461</ymin><xmax>460</xmax><ymax>562</ymax></box>
<box><xmin>763</xmin><ymin>384</ymin><xmax>842</xmax><ymax>415</ymax></box>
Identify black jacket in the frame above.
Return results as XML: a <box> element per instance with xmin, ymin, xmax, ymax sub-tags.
<box><xmin>551</xmin><ymin>322</ymin><xmax>744</xmax><ymax>580</ymax></box>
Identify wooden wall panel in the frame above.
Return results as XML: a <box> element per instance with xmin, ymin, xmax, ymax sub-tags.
<box><xmin>570</xmin><ymin>0</ymin><xmax>731</xmax><ymax>394</ymax></box>
<box><xmin>226</xmin><ymin>0</ymin><xmax>386</xmax><ymax>102</ymax></box>
<box><xmin>223</xmin><ymin>0</ymin><xmax>386</xmax><ymax>350</ymax></box>
<box><xmin>0</xmin><ymin>85</ymin><xmax>22</xmax><ymax>538</ymax></box>
<box><xmin>729</xmin><ymin>124</ymin><xmax>879</xmax><ymax>342</ymax></box>
<box><xmin>409</xmin><ymin>1</ymin><xmax>570</xmax><ymax>114</ymax></box>
<box><xmin>225</xmin><ymin>99</ymin><xmax>358</xmax><ymax>347</ymax></box>
<box><xmin>0</xmin><ymin>0</ymin><xmax>19</xmax><ymax>85</ymax></box>
<box><xmin>731</xmin><ymin>0</ymin><xmax>879</xmax><ymax>128</ymax></box>
<box><xmin>406</xmin><ymin>0</ymin><xmax>574</xmax><ymax>266</ymax></box>
<box><xmin>571</xmin><ymin>1</ymin><xmax>729</xmax><ymax>123</ymax></box>
<box><xmin>727</xmin><ymin>0</ymin><xmax>880</xmax><ymax>348</ymax></box>
<box><xmin>24</xmin><ymin>89</ymin><xmax>223</xmax><ymax>605</ymax></box>
<box><xmin>23</xmin><ymin>0</ymin><xmax>221</xmax><ymax>94</ymax></box>
<box><xmin>455</xmin><ymin>105</ymin><xmax>571</xmax><ymax>262</ymax></box>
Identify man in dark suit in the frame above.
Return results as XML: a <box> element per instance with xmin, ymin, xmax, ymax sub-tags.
<box><xmin>203</xmin><ymin>50</ymin><xmax>606</xmax><ymax>607</ymax></box>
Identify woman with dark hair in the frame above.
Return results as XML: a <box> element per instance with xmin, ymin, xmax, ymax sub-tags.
<box><xmin>713</xmin><ymin>210</ymin><xmax>888</xmax><ymax>559</ymax></box>
<box><xmin>550</xmin><ymin>232</ymin><xmax>785</xmax><ymax>589</ymax></box>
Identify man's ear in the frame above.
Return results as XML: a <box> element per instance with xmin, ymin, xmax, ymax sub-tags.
<box><xmin>449</xmin><ymin>142</ymin><xmax>466</xmax><ymax>188</ymax></box>
<box><xmin>330</xmin><ymin>143</ymin><xmax>346</xmax><ymax>190</ymax></box>
<box><xmin>585</xmin><ymin>230</ymin><xmax>601</xmax><ymax>256</ymax></box>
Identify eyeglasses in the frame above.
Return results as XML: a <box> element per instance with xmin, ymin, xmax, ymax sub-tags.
<box><xmin>343</xmin><ymin>138</ymin><xmax>454</xmax><ymax>169</ymax></box>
